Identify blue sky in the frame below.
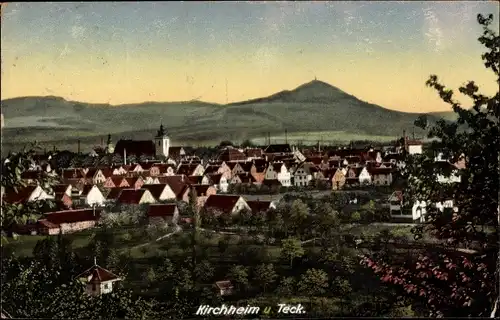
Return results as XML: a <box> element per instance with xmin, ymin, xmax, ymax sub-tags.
<box><xmin>1</xmin><ymin>1</ymin><xmax>499</xmax><ymax>112</ymax></box>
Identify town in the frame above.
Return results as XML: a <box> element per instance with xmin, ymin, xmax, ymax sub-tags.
<box><xmin>4</xmin><ymin>123</ymin><xmax>463</xmax><ymax>237</ymax></box>
<box><xmin>1</xmin><ymin>2</ymin><xmax>498</xmax><ymax>319</ymax></box>
<box><xmin>1</xmin><ymin>122</ymin><xmax>467</xmax><ymax>316</ymax></box>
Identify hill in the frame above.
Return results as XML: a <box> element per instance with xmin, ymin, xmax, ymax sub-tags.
<box><xmin>1</xmin><ymin>80</ymin><xmax>456</xmax><ymax>153</ymax></box>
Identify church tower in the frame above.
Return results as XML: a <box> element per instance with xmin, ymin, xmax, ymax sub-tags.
<box><xmin>154</xmin><ymin>124</ymin><xmax>170</xmax><ymax>158</ymax></box>
<box><xmin>105</xmin><ymin>134</ymin><xmax>114</xmax><ymax>154</ymax></box>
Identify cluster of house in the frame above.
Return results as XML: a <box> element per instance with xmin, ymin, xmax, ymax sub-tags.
<box><xmin>2</xmin><ymin>122</ymin><xmax>467</xmax><ymax>234</ymax></box>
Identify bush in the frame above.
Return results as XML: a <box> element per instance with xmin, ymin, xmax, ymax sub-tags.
<box><xmin>350</xmin><ymin>211</ymin><xmax>361</xmax><ymax>223</ymax></box>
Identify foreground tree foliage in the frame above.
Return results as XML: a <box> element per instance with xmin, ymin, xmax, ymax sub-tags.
<box><xmin>361</xmin><ymin>13</ymin><xmax>499</xmax><ymax>317</ymax></box>
<box><xmin>1</xmin><ymin>145</ymin><xmax>58</xmax><ymax>242</ymax></box>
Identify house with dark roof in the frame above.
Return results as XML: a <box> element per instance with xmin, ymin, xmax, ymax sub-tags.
<box><xmin>176</xmin><ymin>163</ymin><xmax>204</xmax><ymax>176</ymax></box>
<box><xmin>2</xmin><ymin>185</ymin><xmax>54</xmax><ymax>204</ymax></box>
<box><xmin>189</xmin><ymin>184</ymin><xmax>217</xmax><ymax>209</ymax></box>
<box><xmin>125</xmin><ymin>176</ymin><xmax>145</xmax><ymax>190</ymax></box>
<box><xmin>246</xmin><ymin>200</ymin><xmax>275</xmax><ymax>214</ymax></box>
<box><xmin>141</xmin><ymin>184</ymin><xmax>176</xmax><ymax>202</ymax></box>
<box><xmin>103</xmin><ymin>176</ymin><xmax>130</xmax><ymax>189</ymax></box>
<box><xmin>217</xmin><ymin>147</ymin><xmax>247</xmax><ymax>162</ymax></box>
<box><xmin>40</xmin><ymin>208</ymin><xmax>101</xmax><ymax>234</ymax></box>
<box><xmin>214</xmin><ymin>280</ymin><xmax>234</xmax><ymax>296</ymax></box>
<box><xmin>367</xmin><ymin>167</ymin><xmax>394</xmax><ymax>186</ymax></box>
<box><xmin>157</xmin><ymin>175</ymin><xmax>191</xmax><ymax>202</ymax></box>
<box><xmin>205</xmin><ymin>173</ymin><xmax>229</xmax><ymax>193</ymax></box>
<box><xmin>147</xmin><ymin>203</ymin><xmax>179</xmax><ymax>225</ymax></box>
<box><xmin>203</xmin><ymin>194</ymin><xmax>250</xmax><ymax>215</ymax></box>
<box><xmin>76</xmin><ymin>259</ymin><xmax>122</xmax><ymax>296</ymax></box>
<box><xmin>80</xmin><ymin>185</ymin><xmax>105</xmax><ymax>207</ymax></box>
<box><xmin>244</xmin><ymin>148</ymin><xmax>263</xmax><ymax>160</ymax></box>
<box><xmin>106</xmin><ymin>187</ymin><xmax>128</xmax><ymax>202</ymax></box>
<box><xmin>117</xmin><ymin>189</ymin><xmax>156</xmax><ymax>205</ymax></box>
<box><xmin>264</xmin><ymin>144</ymin><xmax>292</xmax><ymax>154</ymax></box>
<box><xmin>114</xmin><ymin>139</ymin><xmax>156</xmax><ymax>157</ymax></box>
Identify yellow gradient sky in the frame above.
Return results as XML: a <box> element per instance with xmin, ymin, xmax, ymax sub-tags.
<box><xmin>1</xmin><ymin>2</ymin><xmax>499</xmax><ymax>112</ymax></box>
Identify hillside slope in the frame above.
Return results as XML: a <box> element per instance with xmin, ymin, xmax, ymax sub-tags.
<box><xmin>1</xmin><ymin>80</ymin><xmax>455</xmax><ymax>151</ymax></box>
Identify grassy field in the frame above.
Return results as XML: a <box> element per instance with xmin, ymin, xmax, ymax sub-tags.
<box><xmin>251</xmin><ymin>130</ymin><xmax>399</xmax><ymax>145</ymax></box>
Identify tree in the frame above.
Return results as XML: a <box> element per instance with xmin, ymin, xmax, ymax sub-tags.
<box><xmin>194</xmin><ymin>260</ymin><xmax>214</xmax><ymax>283</ymax></box>
<box><xmin>219</xmin><ymin>140</ymin><xmax>234</xmax><ymax>147</ymax></box>
<box><xmin>252</xmin><ymin>263</ymin><xmax>277</xmax><ymax>293</ymax></box>
<box><xmin>228</xmin><ymin>265</ymin><xmax>249</xmax><ymax>292</ymax></box>
<box><xmin>333</xmin><ymin>276</ymin><xmax>353</xmax><ymax>315</ymax></box>
<box><xmin>276</xmin><ymin>276</ymin><xmax>296</xmax><ymax>296</ymax></box>
<box><xmin>289</xmin><ymin>199</ymin><xmax>309</xmax><ymax>236</ymax></box>
<box><xmin>217</xmin><ymin>235</ymin><xmax>231</xmax><ymax>255</ymax></box>
<box><xmin>298</xmin><ymin>268</ymin><xmax>329</xmax><ymax>296</ymax></box>
<box><xmin>1</xmin><ymin>146</ymin><xmax>58</xmax><ymax>241</ymax></box>
<box><xmin>361</xmin><ymin>13</ymin><xmax>499</xmax><ymax>317</ymax></box>
<box><xmin>280</xmin><ymin>237</ymin><xmax>304</xmax><ymax>268</ymax></box>
<box><xmin>240</xmin><ymin>139</ymin><xmax>255</xmax><ymax>148</ymax></box>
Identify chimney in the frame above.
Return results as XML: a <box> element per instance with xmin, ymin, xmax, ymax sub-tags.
<box><xmin>77</xmin><ymin>140</ymin><xmax>81</xmax><ymax>154</ymax></box>
<box><xmin>93</xmin><ymin>256</ymin><xmax>97</xmax><ymax>265</ymax></box>
<box><xmin>101</xmin><ymin>137</ymin><xmax>104</xmax><ymax>146</ymax></box>
<box><xmin>124</xmin><ymin>148</ymin><xmax>127</xmax><ymax>165</ymax></box>
<box><xmin>53</xmin><ymin>145</ymin><xmax>56</xmax><ymax>152</ymax></box>
<box><xmin>285</xmin><ymin>129</ymin><xmax>288</xmax><ymax>144</ymax></box>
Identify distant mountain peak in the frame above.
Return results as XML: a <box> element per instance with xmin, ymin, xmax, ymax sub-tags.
<box><xmin>227</xmin><ymin>79</ymin><xmax>355</xmax><ymax>106</ymax></box>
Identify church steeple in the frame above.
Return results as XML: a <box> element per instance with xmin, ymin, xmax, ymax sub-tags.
<box><xmin>155</xmin><ymin>123</ymin><xmax>170</xmax><ymax>159</ymax></box>
<box><xmin>156</xmin><ymin>123</ymin><xmax>168</xmax><ymax>137</ymax></box>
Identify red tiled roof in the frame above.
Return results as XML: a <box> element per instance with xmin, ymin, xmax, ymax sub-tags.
<box><xmin>43</xmin><ymin>208</ymin><xmax>101</xmax><ymax>224</ymax></box>
<box><xmin>117</xmin><ymin>189</ymin><xmax>148</xmax><ymax>204</ymax></box>
<box><xmin>246</xmin><ymin>200</ymin><xmax>272</xmax><ymax>213</ymax></box>
<box><xmin>141</xmin><ymin>184</ymin><xmax>169</xmax><ymax>200</ymax></box>
<box><xmin>81</xmin><ymin>184</ymin><xmax>98</xmax><ymax>196</ymax></box>
<box><xmin>109</xmin><ymin>176</ymin><xmax>127</xmax><ymax>186</ymax></box>
<box><xmin>367</xmin><ymin>167</ymin><xmax>394</xmax><ymax>175</ymax></box>
<box><xmin>264</xmin><ymin>144</ymin><xmax>292</xmax><ymax>154</ymax></box>
<box><xmin>176</xmin><ymin>164</ymin><xmax>201</xmax><ymax>176</ymax></box>
<box><xmin>187</xmin><ymin>175</ymin><xmax>204</xmax><ymax>185</ymax></box>
<box><xmin>21</xmin><ymin>171</ymin><xmax>42</xmax><ymax>180</ymax></box>
<box><xmin>125</xmin><ymin>177</ymin><xmax>142</xmax><ymax>186</ymax></box>
<box><xmin>61</xmin><ymin>169</ymin><xmax>85</xmax><ymax>179</ymax></box>
<box><xmin>207</xmin><ymin>173</ymin><xmax>223</xmax><ymax>184</ymax></box>
<box><xmin>2</xmin><ymin>185</ymin><xmax>38</xmax><ymax>204</ymax></box>
<box><xmin>218</xmin><ymin>148</ymin><xmax>246</xmax><ymax>162</ymax></box>
<box><xmin>77</xmin><ymin>265</ymin><xmax>120</xmax><ymax>283</ymax></box>
<box><xmin>252</xmin><ymin>159</ymin><xmax>267</xmax><ymax>168</ymax></box>
<box><xmin>245</xmin><ymin>148</ymin><xmax>263</xmax><ymax>158</ymax></box>
<box><xmin>204</xmin><ymin>195</ymin><xmax>242</xmax><ymax>213</ymax></box>
<box><xmin>272</xmin><ymin>163</ymin><xmax>284</xmax><ymax>171</ymax></box>
<box><xmin>306</xmin><ymin>157</ymin><xmax>322</xmax><ymax>165</ymax></box>
<box><xmin>158</xmin><ymin>175</ymin><xmax>189</xmax><ymax>198</ymax></box>
<box><xmin>190</xmin><ymin>184</ymin><xmax>214</xmax><ymax>196</ymax></box>
<box><xmin>203</xmin><ymin>165</ymin><xmax>220</xmax><ymax>175</ymax></box>
<box><xmin>53</xmin><ymin>184</ymin><xmax>71</xmax><ymax>194</ymax></box>
<box><xmin>106</xmin><ymin>187</ymin><xmax>129</xmax><ymax>200</ymax></box>
<box><xmin>237</xmin><ymin>173</ymin><xmax>256</xmax><ymax>183</ymax></box>
<box><xmin>38</xmin><ymin>219</ymin><xmax>60</xmax><ymax>229</ymax></box>
<box><xmin>147</xmin><ymin>203</ymin><xmax>178</xmax><ymax>217</ymax></box>
<box><xmin>239</xmin><ymin>162</ymin><xmax>254</xmax><ymax>172</ymax></box>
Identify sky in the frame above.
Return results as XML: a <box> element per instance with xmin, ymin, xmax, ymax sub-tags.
<box><xmin>1</xmin><ymin>1</ymin><xmax>499</xmax><ymax>112</ymax></box>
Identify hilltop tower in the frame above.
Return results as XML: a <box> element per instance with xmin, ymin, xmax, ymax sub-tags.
<box><xmin>154</xmin><ymin>123</ymin><xmax>170</xmax><ymax>158</ymax></box>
